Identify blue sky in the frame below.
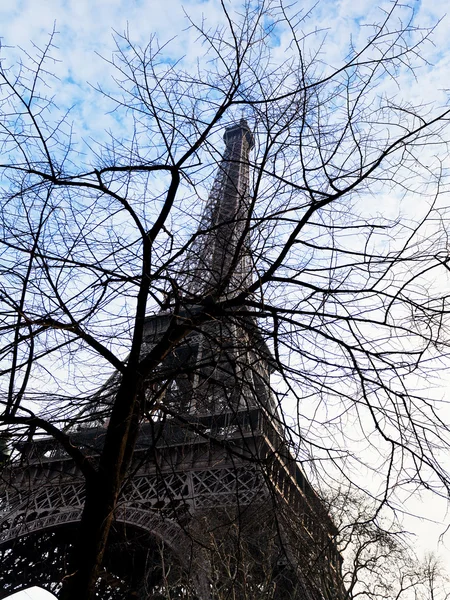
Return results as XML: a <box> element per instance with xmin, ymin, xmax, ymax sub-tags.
<box><xmin>2</xmin><ymin>0</ymin><xmax>450</xmax><ymax>597</ymax></box>
<box><xmin>1</xmin><ymin>0</ymin><xmax>447</xmax><ymax>157</ymax></box>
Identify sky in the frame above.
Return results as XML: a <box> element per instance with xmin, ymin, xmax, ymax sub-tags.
<box><xmin>0</xmin><ymin>0</ymin><xmax>447</xmax><ymax>142</ymax></box>
<box><xmin>2</xmin><ymin>0</ymin><xmax>450</xmax><ymax>597</ymax></box>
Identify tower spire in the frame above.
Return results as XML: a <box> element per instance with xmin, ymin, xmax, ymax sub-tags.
<box><xmin>185</xmin><ymin>119</ymin><xmax>254</xmax><ymax>298</ymax></box>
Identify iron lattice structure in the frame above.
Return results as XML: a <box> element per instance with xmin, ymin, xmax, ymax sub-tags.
<box><xmin>0</xmin><ymin>121</ymin><xmax>345</xmax><ymax>599</ymax></box>
<box><xmin>181</xmin><ymin>119</ymin><xmax>254</xmax><ymax>298</ymax></box>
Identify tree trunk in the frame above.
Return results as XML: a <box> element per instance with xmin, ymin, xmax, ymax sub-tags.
<box><xmin>60</xmin><ymin>377</ymin><xmax>143</xmax><ymax>599</ymax></box>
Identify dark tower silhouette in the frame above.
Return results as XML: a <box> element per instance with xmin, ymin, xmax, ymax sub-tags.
<box><xmin>182</xmin><ymin>119</ymin><xmax>254</xmax><ymax>298</ymax></box>
<box><xmin>0</xmin><ymin>121</ymin><xmax>344</xmax><ymax>599</ymax></box>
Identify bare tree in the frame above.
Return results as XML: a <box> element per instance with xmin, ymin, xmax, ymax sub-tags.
<box><xmin>0</xmin><ymin>1</ymin><xmax>450</xmax><ymax>598</ymax></box>
<box><xmin>327</xmin><ymin>489</ymin><xmax>450</xmax><ymax>600</ymax></box>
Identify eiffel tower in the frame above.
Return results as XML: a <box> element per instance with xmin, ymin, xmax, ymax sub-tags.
<box><xmin>0</xmin><ymin>121</ymin><xmax>344</xmax><ymax>599</ymax></box>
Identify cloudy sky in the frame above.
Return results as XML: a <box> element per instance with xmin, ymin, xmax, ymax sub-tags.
<box><xmin>2</xmin><ymin>0</ymin><xmax>450</xmax><ymax>597</ymax></box>
<box><xmin>1</xmin><ymin>0</ymin><xmax>447</xmax><ymax>143</ymax></box>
